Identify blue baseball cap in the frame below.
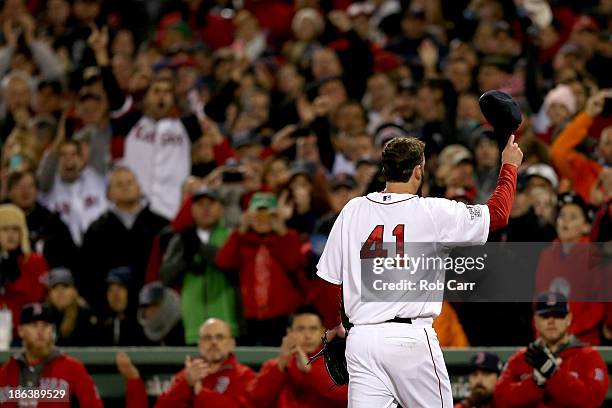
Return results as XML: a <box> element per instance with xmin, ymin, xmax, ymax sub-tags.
<box><xmin>106</xmin><ymin>266</ymin><xmax>132</xmax><ymax>286</ymax></box>
<box><xmin>535</xmin><ymin>292</ymin><xmax>569</xmax><ymax>316</ymax></box>
<box><xmin>47</xmin><ymin>267</ymin><xmax>74</xmax><ymax>288</ymax></box>
<box><xmin>20</xmin><ymin>303</ymin><xmax>54</xmax><ymax>325</ymax></box>
<box><xmin>469</xmin><ymin>351</ymin><xmax>502</xmax><ymax>374</ymax></box>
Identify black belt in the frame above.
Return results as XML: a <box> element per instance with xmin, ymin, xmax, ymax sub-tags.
<box><xmin>385</xmin><ymin>317</ymin><xmax>412</xmax><ymax>324</ymax></box>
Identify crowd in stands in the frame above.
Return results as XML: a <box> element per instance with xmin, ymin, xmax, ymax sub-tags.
<box><xmin>0</xmin><ymin>0</ymin><xmax>611</xmax><ymax>353</ymax></box>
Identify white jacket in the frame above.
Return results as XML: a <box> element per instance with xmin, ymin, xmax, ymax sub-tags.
<box><xmin>121</xmin><ymin>116</ymin><xmax>192</xmax><ymax>220</ymax></box>
<box><xmin>39</xmin><ymin>167</ymin><xmax>108</xmax><ymax>246</ymax></box>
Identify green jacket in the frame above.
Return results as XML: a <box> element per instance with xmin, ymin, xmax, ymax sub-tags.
<box><xmin>159</xmin><ymin>222</ymin><xmax>238</xmax><ymax>344</ymax></box>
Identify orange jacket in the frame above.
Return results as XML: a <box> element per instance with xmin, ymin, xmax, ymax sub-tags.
<box><xmin>433</xmin><ymin>302</ymin><xmax>469</xmax><ymax>347</ymax></box>
<box><xmin>551</xmin><ymin>112</ymin><xmax>602</xmax><ymax>203</ymax></box>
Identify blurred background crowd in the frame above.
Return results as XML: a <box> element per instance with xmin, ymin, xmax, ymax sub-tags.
<box><xmin>0</xmin><ymin>0</ymin><xmax>611</xmax><ymax>351</ymax></box>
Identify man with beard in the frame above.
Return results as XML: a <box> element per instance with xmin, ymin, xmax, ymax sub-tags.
<box><xmin>118</xmin><ymin>318</ymin><xmax>255</xmax><ymax>407</ymax></box>
<box><xmin>0</xmin><ymin>303</ymin><xmax>103</xmax><ymax>407</ymax></box>
<box><xmin>494</xmin><ymin>292</ymin><xmax>609</xmax><ymax>407</ymax></box>
<box><xmin>455</xmin><ymin>352</ymin><xmax>502</xmax><ymax>408</ymax></box>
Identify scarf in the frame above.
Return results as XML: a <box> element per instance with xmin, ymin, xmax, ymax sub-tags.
<box><xmin>137</xmin><ymin>288</ymin><xmax>181</xmax><ymax>342</ymax></box>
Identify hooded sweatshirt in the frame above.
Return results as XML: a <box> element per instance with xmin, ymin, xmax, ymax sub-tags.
<box><xmin>137</xmin><ymin>286</ymin><xmax>184</xmax><ymax>345</ymax></box>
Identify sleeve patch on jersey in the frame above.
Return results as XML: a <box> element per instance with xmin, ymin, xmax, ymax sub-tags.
<box><xmin>466</xmin><ymin>205</ymin><xmax>482</xmax><ymax>220</ymax></box>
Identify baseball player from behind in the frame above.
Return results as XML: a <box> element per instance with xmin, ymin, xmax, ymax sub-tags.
<box><xmin>316</xmin><ymin>135</ymin><xmax>523</xmax><ymax>407</ymax></box>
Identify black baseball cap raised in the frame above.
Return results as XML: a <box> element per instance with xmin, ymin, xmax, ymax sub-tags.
<box><xmin>479</xmin><ymin>90</ymin><xmax>522</xmax><ymax>138</ymax></box>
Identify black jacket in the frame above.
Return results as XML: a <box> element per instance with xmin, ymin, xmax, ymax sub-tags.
<box><xmin>79</xmin><ymin>205</ymin><xmax>168</xmax><ymax>313</ymax></box>
<box><xmin>97</xmin><ymin>312</ymin><xmax>147</xmax><ymax>346</ymax></box>
<box><xmin>25</xmin><ymin>202</ymin><xmax>77</xmax><ymax>269</ymax></box>
<box><xmin>52</xmin><ymin>302</ymin><xmax>99</xmax><ymax>347</ymax></box>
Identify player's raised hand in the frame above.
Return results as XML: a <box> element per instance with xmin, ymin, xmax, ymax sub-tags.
<box><xmin>501</xmin><ymin>134</ymin><xmax>523</xmax><ymax>168</ymax></box>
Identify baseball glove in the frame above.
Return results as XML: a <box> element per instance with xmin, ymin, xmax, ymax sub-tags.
<box><xmin>309</xmin><ymin>333</ymin><xmax>349</xmax><ymax>385</ymax></box>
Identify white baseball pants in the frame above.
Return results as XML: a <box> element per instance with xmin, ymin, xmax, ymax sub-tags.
<box><xmin>345</xmin><ymin>319</ymin><xmax>453</xmax><ymax>408</ymax></box>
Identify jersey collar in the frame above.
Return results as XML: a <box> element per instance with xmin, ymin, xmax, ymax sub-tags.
<box><xmin>366</xmin><ymin>192</ymin><xmax>417</xmax><ymax>204</ymax></box>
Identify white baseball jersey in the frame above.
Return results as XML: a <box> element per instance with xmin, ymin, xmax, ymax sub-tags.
<box><xmin>122</xmin><ymin>117</ymin><xmax>192</xmax><ymax>220</ymax></box>
<box><xmin>316</xmin><ymin>191</ymin><xmax>490</xmax><ymax>325</ymax></box>
<box><xmin>39</xmin><ymin>167</ymin><xmax>108</xmax><ymax>246</ymax></box>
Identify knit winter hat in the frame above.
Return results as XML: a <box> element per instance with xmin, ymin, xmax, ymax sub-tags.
<box><xmin>543</xmin><ymin>85</ymin><xmax>576</xmax><ymax>115</ymax></box>
<box><xmin>0</xmin><ymin>204</ymin><xmax>31</xmax><ymax>254</ymax></box>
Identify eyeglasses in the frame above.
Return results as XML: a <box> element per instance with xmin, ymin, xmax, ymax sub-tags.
<box><xmin>200</xmin><ymin>334</ymin><xmax>229</xmax><ymax>342</ymax></box>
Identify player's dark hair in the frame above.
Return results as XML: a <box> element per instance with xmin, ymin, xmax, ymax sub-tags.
<box><xmin>289</xmin><ymin>304</ymin><xmax>324</xmax><ymax>327</ymax></box>
<box><xmin>381</xmin><ymin>137</ymin><xmax>425</xmax><ymax>182</ymax></box>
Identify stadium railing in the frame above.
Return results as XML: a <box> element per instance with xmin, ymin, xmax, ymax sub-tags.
<box><xmin>1</xmin><ymin>347</ymin><xmax>611</xmax><ymax>404</ymax></box>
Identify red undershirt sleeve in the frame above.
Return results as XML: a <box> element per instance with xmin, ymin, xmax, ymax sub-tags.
<box><xmin>486</xmin><ymin>163</ymin><xmax>518</xmax><ymax>231</ymax></box>
<box><xmin>320</xmin><ymin>279</ymin><xmax>342</xmax><ymax>328</ymax></box>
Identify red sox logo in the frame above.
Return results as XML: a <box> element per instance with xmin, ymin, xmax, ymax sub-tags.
<box><xmin>32</xmin><ymin>303</ymin><xmax>42</xmax><ymax>316</ymax></box>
